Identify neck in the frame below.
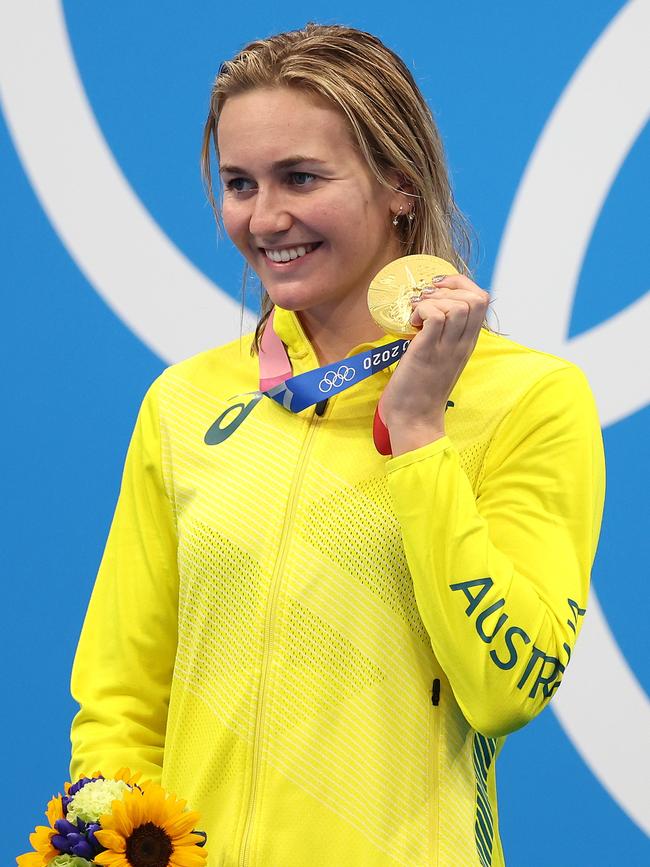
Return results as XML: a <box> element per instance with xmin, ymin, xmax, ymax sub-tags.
<box><xmin>297</xmin><ymin>297</ymin><xmax>385</xmax><ymax>365</ymax></box>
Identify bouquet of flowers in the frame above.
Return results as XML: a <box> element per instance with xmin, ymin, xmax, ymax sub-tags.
<box><xmin>17</xmin><ymin>769</ymin><xmax>207</xmax><ymax>867</ymax></box>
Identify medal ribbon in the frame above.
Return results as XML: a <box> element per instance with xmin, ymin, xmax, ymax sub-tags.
<box><xmin>259</xmin><ymin>308</ymin><xmax>409</xmax><ymax>413</ymax></box>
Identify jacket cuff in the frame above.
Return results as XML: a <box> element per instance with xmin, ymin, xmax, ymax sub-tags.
<box><xmin>385</xmin><ymin>435</ymin><xmax>453</xmax><ymax>473</ymax></box>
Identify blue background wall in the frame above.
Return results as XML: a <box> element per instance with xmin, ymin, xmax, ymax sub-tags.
<box><xmin>3</xmin><ymin>1</ymin><xmax>648</xmax><ymax>863</ymax></box>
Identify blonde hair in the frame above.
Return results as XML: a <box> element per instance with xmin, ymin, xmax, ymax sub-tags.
<box><xmin>201</xmin><ymin>23</ymin><xmax>475</xmax><ymax>352</ymax></box>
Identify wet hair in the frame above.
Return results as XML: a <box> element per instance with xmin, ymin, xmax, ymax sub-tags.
<box><xmin>201</xmin><ymin>23</ymin><xmax>475</xmax><ymax>352</ymax></box>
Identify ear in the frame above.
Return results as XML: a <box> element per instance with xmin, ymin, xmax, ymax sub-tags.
<box><xmin>388</xmin><ymin>170</ymin><xmax>416</xmax><ymax>217</ymax></box>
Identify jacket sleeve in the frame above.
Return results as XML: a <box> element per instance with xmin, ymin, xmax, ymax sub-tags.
<box><xmin>69</xmin><ymin>376</ymin><xmax>178</xmax><ymax>782</ymax></box>
<box><xmin>385</xmin><ymin>363</ymin><xmax>605</xmax><ymax>738</ymax></box>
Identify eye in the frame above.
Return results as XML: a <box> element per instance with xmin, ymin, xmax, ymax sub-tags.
<box><xmin>224</xmin><ymin>177</ymin><xmax>255</xmax><ymax>193</ymax></box>
<box><xmin>289</xmin><ymin>172</ymin><xmax>316</xmax><ymax>187</ymax></box>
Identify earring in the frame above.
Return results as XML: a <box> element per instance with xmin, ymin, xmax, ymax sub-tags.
<box><xmin>407</xmin><ymin>210</ymin><xmax>415</xmax><ymax>223</ymax></box>
<box><xmin>392</xmin><ymin>206</ymin><xmax>403</xmax><ymax>227</ymax></box>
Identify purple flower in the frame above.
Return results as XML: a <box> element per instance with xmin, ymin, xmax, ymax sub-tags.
<box><xmin>51</xmin><ymin>834</ymin><xmax>72</xmax><ymax>854</ymax></box>
<box><xmin>52</xmin><ymin>816</ymin><xmax>103</xmax><ymax>858</ymax></box>
<box><xmin>86</xmin><ymin>822</ymin><xmax>101</xmax><ymax>850</ymax></box>
<box><xmin>71</xmin><ymin>837</ymin><xmax>94</xmax><ymax>859</ymax></box>
<box><xmin>54</xmin><ymin>819</ymin><xmax>78</xmax><ymax>837</ymax></box>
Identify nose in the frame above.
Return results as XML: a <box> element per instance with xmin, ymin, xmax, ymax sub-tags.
<box><xmin>249</xmin><ymin>186</ymin><xmax>292</xmax><ymax>240</ymax></box>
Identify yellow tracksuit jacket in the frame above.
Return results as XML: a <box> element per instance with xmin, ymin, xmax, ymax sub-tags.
<box><xmin>70</xmin><ymin>306</ymin><xmax>605</xmax><ymax>866</ymax></box>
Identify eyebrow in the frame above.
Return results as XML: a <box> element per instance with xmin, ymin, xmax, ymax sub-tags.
<box><xmin>219</xmin><ymin>155</ymin><xmax>328</xmax><ymax>175</ymax></box>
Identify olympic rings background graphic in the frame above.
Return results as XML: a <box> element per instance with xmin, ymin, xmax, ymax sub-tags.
<box><xmin>2</xmin><ymin>1</ymin><xmax>648</xmax><ymax>863</ymax></box>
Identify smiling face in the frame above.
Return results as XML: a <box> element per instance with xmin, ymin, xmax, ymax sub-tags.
<box><xmin>217</xmin><ymin>87</ymin><xmax>404</xmax><ymax>331</ymax></box>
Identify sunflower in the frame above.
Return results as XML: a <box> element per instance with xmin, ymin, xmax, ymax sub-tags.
<box><xmin>94</xmin><ymin>783</ymin><xmax>206</xmax><ymax>867</ymax></box>
<box><xmin>113</xmin><ymin>768</ymin><xmax>143</xmax><ymax>786</ymax></box>
<box><xmin>17</xmin><ymin>795</ymin><xmax>64</xmax><ymax>867</ymax></box>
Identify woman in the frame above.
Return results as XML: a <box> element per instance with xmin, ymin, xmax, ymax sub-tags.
<box><xmin>70</xmin><ymin>23</ymin><xmax>605</xmax><ymax>866</ymax></box>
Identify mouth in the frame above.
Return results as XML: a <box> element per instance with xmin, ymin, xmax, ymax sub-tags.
<box><xmin>261</xmin><ymin>242</ymin><xmax>323</xmax><ymax>264</ymax></box>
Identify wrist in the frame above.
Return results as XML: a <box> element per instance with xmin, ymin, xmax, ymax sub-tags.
<box><xmin>387</xmin><ymin>420</ymin><xmax>447</xmax><ymax>457</ymax></box>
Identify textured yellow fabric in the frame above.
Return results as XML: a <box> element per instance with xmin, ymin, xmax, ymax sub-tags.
<box><xmin>70</xmin><ymin>307</ymin><xmax>605</xmax><ymax>866</ymax></box>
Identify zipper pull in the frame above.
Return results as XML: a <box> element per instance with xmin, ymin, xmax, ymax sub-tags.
<box><xmin>315</xmin><ymin>399</ymin><xmax>328</xmax><ymax>416</ymax></box>
<box><xmin>431</xmin><ymin>678</ymin><xmax>441</xmax><ymax>707</ymax></box>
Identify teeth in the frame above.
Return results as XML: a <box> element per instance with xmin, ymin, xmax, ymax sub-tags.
<box><xmin>265</xmin><ymin>243</ymin><xmax>316</xmax><ymax>263</ymax></box>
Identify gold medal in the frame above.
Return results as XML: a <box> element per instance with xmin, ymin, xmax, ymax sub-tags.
<box><xmin>368</xmin><ymin>254</ymin><xmax>459</xmax><ymax>335</ymax></box>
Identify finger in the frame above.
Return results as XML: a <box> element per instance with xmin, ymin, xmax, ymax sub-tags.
<box><xmin>428</xmin><ymin>273</ymin><xmax>482</xmax><ymax>294</ymax></box>
<box><xmin>415</xmin><ymin>286</ymin><xmax>489</xmax><ymax>338</ymax></box>
<box><xmin>408</xmin><ymin>306</ymin><xmax>446</xmax><ymax>353</ymax></box>
<box><xmin>416</xmin><ymin>282</ymin><xmax>489</xmax><ymax>307</ymax></box>
<box><xmin>410</xmin><ymin>297</ymin><xmax>470</xmax><ymax>334</ymax></box>
<box><xmin>438</xmin><ymin>301</ymin><xmax>471</xmax><ymax>344</ymax></box>
<box><xmin>426</xmin><ymin>276</ymin><xmax>490</xmax><ymax>313</ymax></box>
<box><xmin>410</xmin><ymin>299</ymin><xmax>470</xmax><ymax>351</ymax></box>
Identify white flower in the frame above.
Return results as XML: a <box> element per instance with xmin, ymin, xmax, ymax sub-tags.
<box><xmin>66</xmin><ymin>778</ymin><xmax>131</xmax><ymax>824</ymax></box>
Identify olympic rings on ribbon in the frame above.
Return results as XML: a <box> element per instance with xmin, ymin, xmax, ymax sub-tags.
<box><xmin>318</xmin><ymin>365</ymin><xmax>356</xmax><ymax>393</ymax></box>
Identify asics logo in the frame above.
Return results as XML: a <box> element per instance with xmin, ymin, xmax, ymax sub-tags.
<box><xmin>318</xmin><ymin>365</ymin><xmax>355</xmax><ymax>393</ymax></box>
<box><xmin>204</xmin><ymin>394</ymin><xmax>262</xmax><ymax>445</ymax></box>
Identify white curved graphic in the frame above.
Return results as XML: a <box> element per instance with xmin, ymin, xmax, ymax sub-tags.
<box><xmin>493</xmin><ymin>0</ymin><xmax>650</xmax><ymax>429</ymax></box>
<box><xmin>493</xmin><ymin>0</ymin><xmax>650</xmax><ymax>835</ymax></box>
<box><xmin>0</xmin><ymin>0</ymin><xmax>254</xmax><ymax>364</ymax></box>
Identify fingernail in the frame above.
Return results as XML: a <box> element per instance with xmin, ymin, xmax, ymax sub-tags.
<box><xmin>432</xmin><ymin>274</ymin><xmax>446</xmax><ymax>283</ymax></box>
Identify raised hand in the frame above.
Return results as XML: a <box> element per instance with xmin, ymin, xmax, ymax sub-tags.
<box><xmin>379</xmin><ymin>274</ymin><xmax>490</xmax><ymax>456</ymax></box>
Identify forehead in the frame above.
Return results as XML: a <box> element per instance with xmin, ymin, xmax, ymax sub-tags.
<box><xmin>216</xmin><ymin>87</ymin><xmax>356</xmax><ymax>165</ymax></box>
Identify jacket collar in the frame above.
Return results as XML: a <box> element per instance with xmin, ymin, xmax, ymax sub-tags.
<box><xmin>271</xmin><ymin>305</ymin><xmax>397</xmax><ymax>375</ymax></box>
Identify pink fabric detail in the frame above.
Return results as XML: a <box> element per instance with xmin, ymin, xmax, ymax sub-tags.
<box><xmin>259</xmin><ymin>308</ymin><xmax>293</xmax><ymax>390</ymax></box>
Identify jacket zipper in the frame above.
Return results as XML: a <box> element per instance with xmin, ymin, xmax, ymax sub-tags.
<box><xmin>431</xmin><ymin>677</ymin><xmax>441</xmax><ymax>866</ymax></box>
<box><xmin>238</xmin><ymin>405</ymin><xmax>326</xmax><ymax>867</ymax></box>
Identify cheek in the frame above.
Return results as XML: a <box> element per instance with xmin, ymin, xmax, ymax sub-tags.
<box><xmin>315</xmin><ymin>201</ymin><xmax>365</xmax><ymax>242</ymax></box>
<box><xmin>313</xmin><ymin>206</ymin><xmax>343</xmax><ymax>237</ymax></box>
<box><xmin>221</xmin><ymin>201</ymin><xmax>247</xmax><ymax>248</ymax></box>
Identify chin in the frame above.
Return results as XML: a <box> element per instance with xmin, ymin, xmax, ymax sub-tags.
<box><xmin>264</xmin><ymin>284</ymin><xmax>335</xmax><ymax>313</ymax></box>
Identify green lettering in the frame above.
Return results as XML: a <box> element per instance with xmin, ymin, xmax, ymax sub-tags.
<box><xmin>476</xmin><ymin>598</ymin><xmax>508</xmax><ymax>643</ymax></box>
<box><xmin>490</xmin><ymin>626</ymin><xmax>531</xmax><ymax>670</ymax></box>
<box><xmin>449</xmin><ymin>577</ymin><xmax>493</xmax><ymax>616</ymax></box>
